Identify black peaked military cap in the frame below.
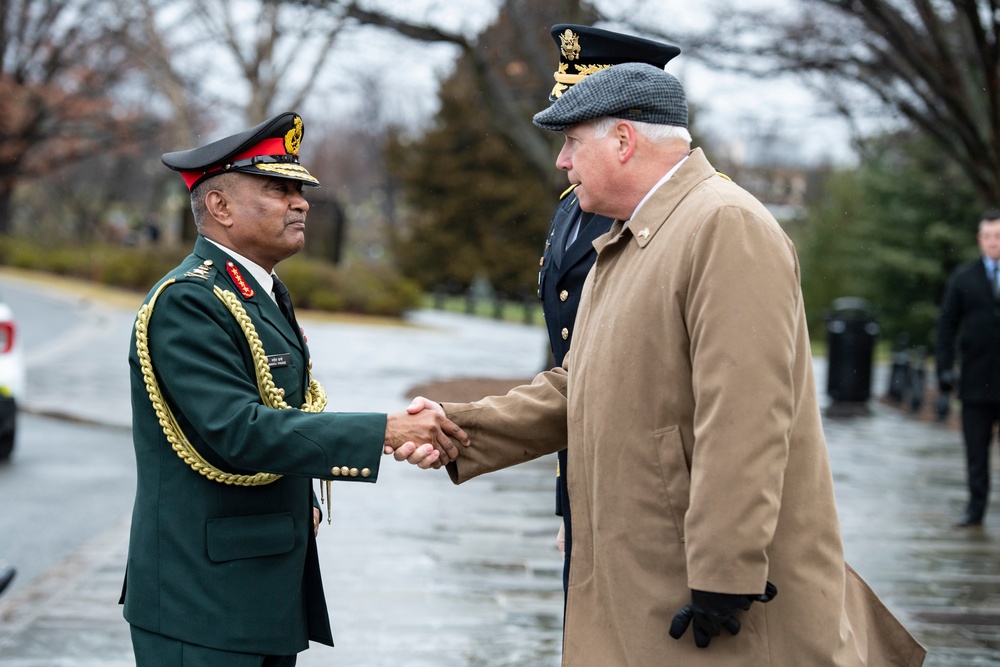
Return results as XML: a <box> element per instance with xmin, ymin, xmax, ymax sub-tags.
<box><xmin>162</xmin><ymin>112</ymin><xmax>320</xmax><ymax>191</ymax></box>
<box><xmin>548</xmin><ymin>24</ymin><xmax>681</xmax><ymax>101</ymax></box>
<box><xmin>534</xmin><ymin>62</ymin><xmax>688</xmax><ymax>132</ymax></box>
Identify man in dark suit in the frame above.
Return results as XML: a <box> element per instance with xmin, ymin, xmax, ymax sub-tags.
<box><xmin>121</xmin><ymin>112</ymin><xmax>467</xmax><ymax>666</ymax></box>
<box><xmin>538</xmin><ymin>25</ymin><xmax>680</xmax><ymax>594</ymax></box>
<box><xmin>936</xmin><ymin>208</ymin><xmax>1000</xmax><ymax>527</ymax></box>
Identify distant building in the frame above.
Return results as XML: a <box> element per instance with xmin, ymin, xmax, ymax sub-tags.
<box><xmin>707</xmin><ymin>138</ymin><xmax>820</xmax><ymax>231</ymax></box>
<box><xmin>728</xmin><ymin>165</ymin><xmax>809</xmax><ymax>224</ymax></box>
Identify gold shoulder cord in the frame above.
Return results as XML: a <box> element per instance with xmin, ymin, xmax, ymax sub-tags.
<box><xmin>134</xmin><ymin>279</ymin><xmax>328</xmax><ymax>487</ymax></box>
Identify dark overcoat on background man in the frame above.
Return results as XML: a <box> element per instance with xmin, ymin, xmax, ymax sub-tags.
<box><xmin>936</xmin><ymin>259</ymin><xmax>1000</xmax><ymax>403</ymax></box>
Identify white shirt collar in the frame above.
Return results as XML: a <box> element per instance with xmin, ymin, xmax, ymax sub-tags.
<box><xmin>627</xmin><ymin>153</ymin><xmax>690</xmax><ymax>225</ymax></box>
<box><xmin>205</xmin><ymin>238</ymin><xmax>277</xmax><ymax>303</ymax></box>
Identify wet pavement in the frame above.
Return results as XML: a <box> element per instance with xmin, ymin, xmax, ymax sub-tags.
<box><xmin>0</xmin><ymin>270</ymin><xmax>999</xmax><ymax>666</ymax></box>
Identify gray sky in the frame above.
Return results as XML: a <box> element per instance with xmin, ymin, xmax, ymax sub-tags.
<box><xmin>197</xmin><ymin>0</ymin><xmax>859</xmax><ymax>166</ymax></box>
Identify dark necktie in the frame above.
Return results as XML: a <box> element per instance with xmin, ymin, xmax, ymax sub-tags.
<box><xmin>271</xmin><ymin>275</ymin><xmax>297</xmax><ymax>328</ymax></box>
<box><xmin>564</xmin><ymin>209</ymin><xmax>583</xmax><ymax>251</ymax></box>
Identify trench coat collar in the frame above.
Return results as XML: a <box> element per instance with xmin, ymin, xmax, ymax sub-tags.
<box><xmin>592</xmin><ymin>148</ymin><xmax>718</xmax><ymax>255</ymax></box>
<box><xmin>192</xmin><ymin>236</ymin><xmax>304</xmax><ymax>353</ymax></box>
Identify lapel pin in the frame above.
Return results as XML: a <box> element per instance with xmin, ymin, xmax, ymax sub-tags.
<box><xmin>638</xmin><ymin>228</ymin><xmax>650</xmax><ymax>240</ymax></box>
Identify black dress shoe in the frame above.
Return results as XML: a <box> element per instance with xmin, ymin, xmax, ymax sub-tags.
<box><xmin>955</xmin><ymin>514</ymin><xmax>984</xmax><ymax>527</ymax></box>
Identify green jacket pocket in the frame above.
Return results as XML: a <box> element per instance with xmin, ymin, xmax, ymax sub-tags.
<box><xmin>206</xmin><ymin>512</ymin><xmax>295</xmax><ymax>562</ymax></box>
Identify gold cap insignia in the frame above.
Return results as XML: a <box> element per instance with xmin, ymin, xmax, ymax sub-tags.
<box><xmin>284</xmin><ymin>116</ymin><xmax>303</xmax><ymax>155</ymax></box>
<box><xmin>559</xmin><ymin>29</ymin><xmax>581</xmax><ymax>61</ymax></box>
<box><xmin>550</xmin><ymin>62</ymin><xmax>611</xmax><ymax>99</ymax></box>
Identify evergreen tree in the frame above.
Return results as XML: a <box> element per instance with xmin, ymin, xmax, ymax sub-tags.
<box><xmin>799</xmin><ymin>131</ymin><xmax>981</xmax><ymax>346</ymax></box>
<box><xmin>389</xmin><ymin>0</ymin><xmax>600</xmax><ymax>297</ymax></box>
<box><xmin>390</xmin><ymin>72</ymin><xmax>552</xmax><ymax>295</ymax></box>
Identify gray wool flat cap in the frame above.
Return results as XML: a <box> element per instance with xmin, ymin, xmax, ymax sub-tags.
<box><xmin>533</xmin><ymin>62</ymin><xmax>687</xmax><ymax>131</ymax></box>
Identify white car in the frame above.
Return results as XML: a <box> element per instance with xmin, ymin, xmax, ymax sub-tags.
<box><xmin>0</xmin><ymin>301</ymin><xmax>25</xmax><ymax>460</ymax></box>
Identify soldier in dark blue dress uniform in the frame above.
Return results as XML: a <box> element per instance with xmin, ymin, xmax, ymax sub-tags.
<box><xmin>537</xmin><ymin>25</ymin><xmax>681</xmax><ymax>594</ymax></box>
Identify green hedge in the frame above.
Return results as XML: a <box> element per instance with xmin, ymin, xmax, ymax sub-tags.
<box><xmin>0</xmin><ymin>237</ymin><xmax>422</xmax><ymax>317</ymax></box>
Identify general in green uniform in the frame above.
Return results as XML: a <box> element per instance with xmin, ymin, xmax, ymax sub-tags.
<box><xmin>120</xmin><ymin>112</ymin><xmax>466</xmax><ymax>666</ymax></box>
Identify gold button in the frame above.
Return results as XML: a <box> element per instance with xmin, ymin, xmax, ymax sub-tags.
<box><xmin>340</xmin><ymin>466</ymin><xmax>350</xmax><ymax>476</ymax></box>
<box><xmin>559</xmin><ymin>290</ymin><xmax>569</xmax><ymax>302</ymax></box>
<box><xmin>561</xmin><ymin>328</ymin><xmax>569</xmax><ymax>340</ymax></box>
<box><xmin>361</xmin><ymin>468</ymin><xmax>371</xmax><ymax>478</ymax></box>
<box><xmin>331</xmin><ymin>467</ymin><xmax>340</xmax><ymax>476</ymax></box>
<box><xmin>349</xmin><ymin>468</ymin><xmax>359</xmax><ymax>477</ymax></box>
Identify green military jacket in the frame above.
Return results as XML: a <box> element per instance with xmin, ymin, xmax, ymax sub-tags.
<box><xmin>122</xmin><ymin>236</ymin><xmax>386</xmax><ymax>655</ymax></box>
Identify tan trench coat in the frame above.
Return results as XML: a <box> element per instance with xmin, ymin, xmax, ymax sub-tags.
<box><xmin>444</xmin><ymin>149</ymin><xmax>925</xmax><ymax>666</ymax></box>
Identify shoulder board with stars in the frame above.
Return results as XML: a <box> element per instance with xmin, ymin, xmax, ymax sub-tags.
<box><xmin>226</xmin><ymin>261</ymin><xmax>255</xmax><ymax>298</ymax></box>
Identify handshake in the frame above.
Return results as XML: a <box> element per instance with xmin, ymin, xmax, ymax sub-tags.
<box><xmin>382</xmin><ymin>396</ymin><xmax>466</xmax><ymax>469</ymax></box>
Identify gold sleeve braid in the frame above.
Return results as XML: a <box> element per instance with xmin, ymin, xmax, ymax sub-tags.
<box><xmin>134</xmin><ymin>279</ymin><xmax>328</xmax><ymax>486</ymax></box>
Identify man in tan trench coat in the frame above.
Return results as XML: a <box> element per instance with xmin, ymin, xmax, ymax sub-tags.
<box><xmin>409</xmin><ymin>63</ymin><xmax>925</xmax><ymax>666</ymax></box>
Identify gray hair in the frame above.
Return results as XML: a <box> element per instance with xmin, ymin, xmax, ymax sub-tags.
<box><xmin>190</xmin><ymin>173</ymin><xmax>242</xmax><ymax>231</ymax></box>
<box><xmin>590</xmin><ymin>116</ymin><xmax>692</xmax><ymax>144</ymax></box>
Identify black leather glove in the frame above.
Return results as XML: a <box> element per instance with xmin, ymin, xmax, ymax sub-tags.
<box><xmin>669</xmin><ymin>581</ymin><xmax>777</xmax><ymax>648</ymax></box>
<box><xmin>938</xmin><ymin>369</ymin><xmax>955</xmax><ymax>393</ymax></box>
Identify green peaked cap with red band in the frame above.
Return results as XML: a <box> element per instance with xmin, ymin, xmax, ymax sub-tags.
<box><xmin>162</xmin><ymin>112</ymin><xmax>320</xmax><ymax>191</ymax></box>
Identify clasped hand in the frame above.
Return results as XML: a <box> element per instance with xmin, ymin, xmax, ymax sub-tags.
<box><xmin>383</xmin><ymin>396</ymin><xmax>468</xmax><ymax>469</ymax></box>
<box><xmin>668</xmin><ymin>581</ymin><xmax>778</xmax><ymax>648</ymax></box>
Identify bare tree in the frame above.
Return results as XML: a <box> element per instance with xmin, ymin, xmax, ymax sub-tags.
<box><xmin>300</xmin><ymin>0</ymin><xmax>599</xmax><ymax>190</ymax></box>
<box><xmin>113</xmin><ymin>0</ymin><xmax>348</xmax><ymax>128</ymax></box>
<box><xmin>107</xmin><ymin>0</ymin><xmax>211</xmax><ymax>149</ymax></box>
<box><xmin>106</xmin><ymin>0</ymin><xmax>353</xmax><ymax>242</ymax></box>
<box><xmin>608</xmin><ymin>0</ymin><xmax>1000</xmax><ymax>205</ymax></box>
<box><xmin>188</xmin><ymin>0</ymin><xmax>346</xmax><ymax>123</ymax></box>
<box><xmin>0</xmin><ymin>0</ymin><xmax>143</xmax><ymax>233</ymax></box>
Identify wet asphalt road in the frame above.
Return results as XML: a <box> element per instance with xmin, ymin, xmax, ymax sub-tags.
<box><xmin>0</xmin><ymin>269</ymin><xmax>998</xmax><ymax>666</ymax></box>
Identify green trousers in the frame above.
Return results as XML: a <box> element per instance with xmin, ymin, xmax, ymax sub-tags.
<box><xmin>130</xmin><ymin>625</ymin><xmax>297</xmax><ymax>667</ymax></box>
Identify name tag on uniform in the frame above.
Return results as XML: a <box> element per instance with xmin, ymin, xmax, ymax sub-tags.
<box><xmin>267</xmin><ymin>353</ymin><xmax>291</xmax><ymax>368</ymax></box>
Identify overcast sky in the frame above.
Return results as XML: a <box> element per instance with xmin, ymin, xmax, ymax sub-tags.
<box><xmin>211</xmin><ymin>0</ymin><xmax>860</xmax><ymax>166</ymax></box>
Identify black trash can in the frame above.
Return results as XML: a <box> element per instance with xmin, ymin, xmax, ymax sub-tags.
<box><xmin>824</xmin><ymin>297</ymin><xmax>879</xmax><ymax>403</ymax></box>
